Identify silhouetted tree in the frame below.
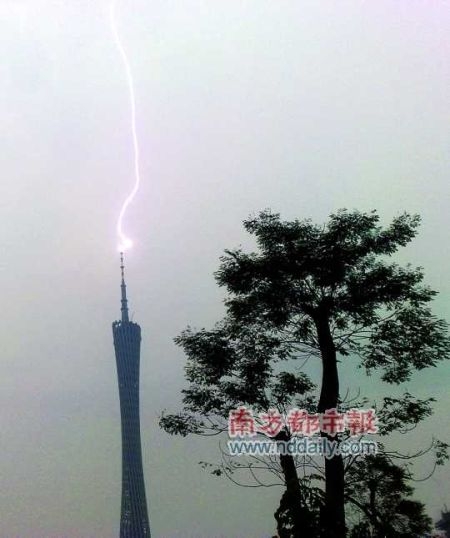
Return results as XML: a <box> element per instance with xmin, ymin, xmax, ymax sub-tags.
<box><xmin>346</xmin><ymin>454</ymin><xmax>432</xmax><ymax>537</ymax></box>
<box><xmin>160</xmin><ymin>323</ymin><xmax>321</xmax><ymax>537</ymax></box>
<box><xmin>161</xmin><ymin>209</ymin><xmax>449</xmax><ymax>538</ymax></box>
<box><xmin>274</xmin><ymin>477</ymin><xmax>324</xmax><ymax>538</ymax></box>
<box><xmin>436</xmin><ymin>509</ymin><xmax>450</xmax><ymax>538</ymax></box>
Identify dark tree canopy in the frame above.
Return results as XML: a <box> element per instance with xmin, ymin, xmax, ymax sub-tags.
<box><xmin>215</xmin><ymin>209</ymin><xmax>448</xmax><ymax>384</ymax></box>
<box><xmin>346</xmin><ymin>454</ymin><xmax>432</xmax><ymax>538</ymax></box>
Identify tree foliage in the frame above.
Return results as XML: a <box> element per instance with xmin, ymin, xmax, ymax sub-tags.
<box><xmin>346</xmin><ymin>454</ymin><xmax>433</xmax><ymax>537</ymax></box>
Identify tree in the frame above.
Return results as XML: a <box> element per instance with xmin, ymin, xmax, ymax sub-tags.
<box><xmin>346</xmin><ymin>454</ymin><xmax>432</xmax><ymax>537</ymax></box>
<box><xmin>161</xmin><ymin>324</ymin><xmax>322</xmax><ymax>537</ymax></box>
<box><xmin>274</xmin><ymin>476</ymin><xmax>323</xmax><ymax>538</ymax></box>
<box><xmin>436</xmin><ymin>509</ymin><xmax>450</xmax><ymax>538</ymax></box>
<box><xmin>161</xmin><ymin>209</ymin><xmax>449</xmax><ymax>537</ymax></box>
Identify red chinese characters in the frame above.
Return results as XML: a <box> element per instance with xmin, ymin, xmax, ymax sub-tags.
<box><xmin>228</xmin><ymin>406</ymin><xmax>257</xmax><ymax>438</ymax></box>
<box><xmin>258</xmin><ymin>409</ymin><xmax>284</xmax><ymax>437</ymax></box>
<box><xmin>228</xmin><ymin>407</ymin><xmax>379</xmax><ymax>438</ymax></box>
<box><xmin>345</xmin><ymin>409</ymin><xmax>378</xmax><ymax>436</ymax></box>
<box><xmin>286</xmin><ymin>409</ymin><xmax>320</xmax><ymax>436</ymax></box>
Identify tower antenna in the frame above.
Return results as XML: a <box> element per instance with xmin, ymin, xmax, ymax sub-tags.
<box><xmin>120</xmin><ymin>251</ymin><xmax>129</xmax><ymax>322</ymax></box>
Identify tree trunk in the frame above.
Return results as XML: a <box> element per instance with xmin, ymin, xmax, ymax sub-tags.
<box><xmin>315</xmin><ymin>311</ymin><xmax>346</xmax><ymax>538</ymax></box>
<box><xmin>275</xmin><ymin>430</ymin><xmax>317</xmax><ymax>538</ymax></box>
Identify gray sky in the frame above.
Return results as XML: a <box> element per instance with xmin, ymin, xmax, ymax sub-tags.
<box><xmin>1</xmin><ymin>1</ymin><xmax>449</xmax><ymax>536</ymax></box>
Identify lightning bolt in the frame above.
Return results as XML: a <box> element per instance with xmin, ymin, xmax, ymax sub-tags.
<box><xmin>110</xmin><ymin>1</ymin><xmax>141</xmax><ymax>252</ymax></box>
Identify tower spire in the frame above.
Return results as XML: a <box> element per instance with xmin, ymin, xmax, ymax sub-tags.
<box><xmin>120</xmin><ymin>252</ymin><xmax>129</xmax><ymax>322</ymax></box>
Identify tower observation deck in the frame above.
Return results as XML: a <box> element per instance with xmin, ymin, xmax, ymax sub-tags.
<box><xmin>112</xmin><ymin>253</ymin><xmax>151</xmax><ymax>538</ymax></box>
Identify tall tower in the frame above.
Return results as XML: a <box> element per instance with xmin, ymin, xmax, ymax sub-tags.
<box><xmin>112</xmin><ymin>254</ymin><xmax>151</xmax><ymax>538</ymax></box>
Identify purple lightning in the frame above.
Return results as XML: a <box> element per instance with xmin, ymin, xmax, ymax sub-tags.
<box><xmin>110</xmin><ymin>1</ymin><xmax>141</xmax><ymax>252</ymax></box>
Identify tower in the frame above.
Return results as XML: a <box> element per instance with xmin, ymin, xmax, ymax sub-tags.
<box><xmin>112</xmin><ymin>253</ymin><xmax>151</xmax><ymax>538</ymax></box>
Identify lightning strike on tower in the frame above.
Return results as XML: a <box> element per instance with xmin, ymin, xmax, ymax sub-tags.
<box><xmin>110</xmin><ymin>2</ymin><xmax>151</xmax><ymax>537</ymax></box>
<box><xmin>110</xmin><ymin>0</ymin><xmax>142</xmax><ymax>253</ymax></box>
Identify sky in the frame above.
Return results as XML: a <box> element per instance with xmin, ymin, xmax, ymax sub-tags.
<box><xmin>0</xmin><ymin>0</ymin><xmax>449</xmax><ymax>536</ymax></box>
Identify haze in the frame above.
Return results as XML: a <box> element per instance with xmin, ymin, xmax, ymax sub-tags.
<box><xmin>0</xmin><ymin>1</ymin><xmax>449</xmax><ymax>536</ymax></box>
